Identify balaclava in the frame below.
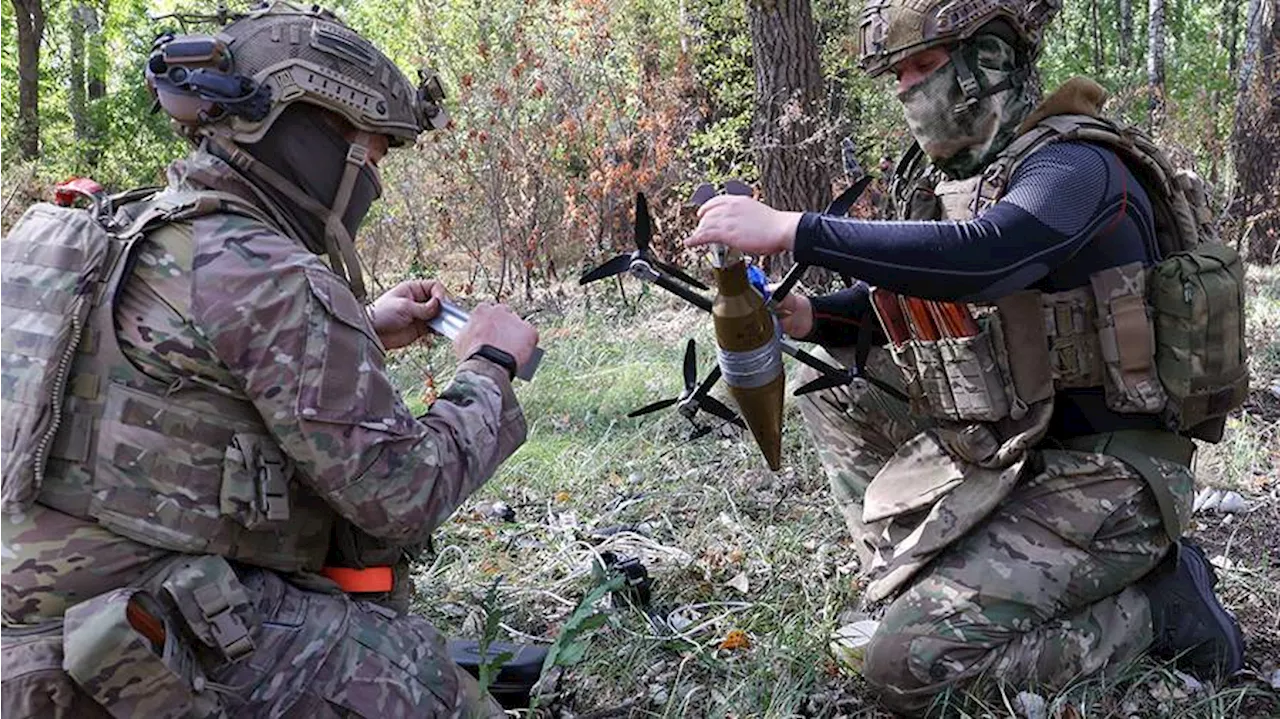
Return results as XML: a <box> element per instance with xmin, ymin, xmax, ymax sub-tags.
<box><xmin>897</xmin><ymin>31</ymin><xmax>1037</xmax><ymax>179</ymax></box>
<box><xmin>233</xmin><ymin>104</ymin><xmax>383</xmax><ymax>255</ymax></box>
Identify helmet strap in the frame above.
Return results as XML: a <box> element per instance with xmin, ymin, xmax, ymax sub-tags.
<box><xmin>947</xmin><ymin>45</ymin><xmax>1029</xmax><ymax>116</ymax></box>
<box><xmin>322</xmin><ymin>133</ymin><xmax>375</xmax><ymax>302</ymax></box>
<box><xmin>207</xmin><ymin>132</ymin><xmax>369</xmax><ymax>302</ymax></box>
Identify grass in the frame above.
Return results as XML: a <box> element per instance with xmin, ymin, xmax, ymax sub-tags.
<box><xmin>391</xmin><ymin>269</ymin><xmax>1280</xmax><ymax>718</ymax></box>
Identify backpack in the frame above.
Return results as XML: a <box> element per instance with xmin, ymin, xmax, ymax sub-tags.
<box><xmin>1</xmin><ymin>181</ymin><xmax>269</xmax><ymax>512</ymax></box>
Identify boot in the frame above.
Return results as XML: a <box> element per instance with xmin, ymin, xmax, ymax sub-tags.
<box><xmin>1140</xmin><ymin>539</ymin><xmax>1245</xmax><ymax>678</ymax></box>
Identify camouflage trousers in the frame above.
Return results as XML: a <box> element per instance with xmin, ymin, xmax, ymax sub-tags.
<box><xmin>797</xmin><ymin>346</ymin><xmax>1180</xmax><ymax>717</ymax></box>
<box><xmin>1</xmin><ymin>505</ymin><xmax>503</xmax><ymax>719</ymax></box>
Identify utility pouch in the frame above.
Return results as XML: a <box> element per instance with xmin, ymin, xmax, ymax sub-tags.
<box><xmin>1</xmin><ymin>204</ymin><xmax>116</xmax><ymax>513</ymax></box>
<box><xmin>1150</xmin><ymin>244</ymin><xmax>1249</xmax><ymax>435</ymax></box>
<box><xmin>893</xmin><ymin>327</ymin><xmax>1013</xmax><ymax>423</ymax></box>
<box><xmin>992</xmin><ymin>291</ymin><xmax>1055</xmax><ymax>408</ymax></box>
<box><xmin>909</xmin><ymin>339</ymin><xmax>957</xmax><ymax>419</ymax></box>
<box><xmin>63</xmin><ymin>589</ymin><xmax>215</xmax><ymax>719</ymax></box>
<box><xmin>937</xmin><ymin>327</ymin><xmax>1011</xmax><ymax>422</ymax></box>
<box><xmin>1090</xmin><ymin>262</ymin><xmax>1167</xmax><ymax>414</ymax></box>
<box><xmin>220</xmin><ymin>433</ymin><xmax>290</xmax><ymax>529</ymax></box>
<box><xmin>886</xmin><ymin>341</ymin><xmax>927</xmax><ymax>411</ymax></box>
<box><xmin>159</xmin><ymin>556</ymin><xmax>257</xmax><ymax>664</ymax></box>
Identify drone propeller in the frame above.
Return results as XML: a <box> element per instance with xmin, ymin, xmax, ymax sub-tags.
<box><xmin>579</xmin><ymin>193</ymin><xmax>708</xmax><ymax>291</ymax></box>
<box><xmin>689</xmin><ymin>182</ymin><xmax>717</xmax><ymax>207</ymax></box>
<box><xmin>794</xmin><ymin>372</ymin><xmax>851</xmax><ymax>397</ymax></box>
<box><xmin>627</xmin><ymin>396</ymin><xmax>680</xmax><ymax>418</ymax></box>
<box><xmin>578</xmin><ymin>254</ymin><xmax>633</xmax><ymax>285</ymax></box>
<box><xmin>826</xmin><ymin>174</ymin><xmax>874</xmax><ymax>217</ymax></box>
<box><xmin>626</xmin><ymin>339</ymin><xmax>745</xmax><ymax>429</ymax></box>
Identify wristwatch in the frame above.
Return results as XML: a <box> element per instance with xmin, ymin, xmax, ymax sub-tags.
<box><xmin>469</xmin><ymin>344</ymin><xmax>518</xmax><ymax>380</ymax></box>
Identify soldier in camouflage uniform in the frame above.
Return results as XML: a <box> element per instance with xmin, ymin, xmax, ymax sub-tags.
<box><xmin>2</xmin><ymin>3</ymin><xmax>536</xmax><ymax>716</ymax></box>
<box><xmin>689</xmin><ymin>1</ymin><xmax>1246</xmax><ymax>715</ymax></box>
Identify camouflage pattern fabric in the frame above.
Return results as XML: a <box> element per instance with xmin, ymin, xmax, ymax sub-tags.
<box><xmin>797</xmin><ymin>350</ymin><xmax>1193</xmax><ymax>717</ymax></box>
<box><xmin>2</xmin><ymin>149</ymin><xmax>526</xmax><ymax>716</ymax></box>
<box><xmin>897</xmin><ymin>34</ymin><xmax>1038</xmax><ymax>180</ymax></box>
<box><xmin>794</xmin><ymin>346</ymin><xmax>928</xmax><ymax>570</ymax></box>
<box><xmin>2</xmin><ymin>523</ymin><xmax>505</xmax><ymax>718</ymax></box>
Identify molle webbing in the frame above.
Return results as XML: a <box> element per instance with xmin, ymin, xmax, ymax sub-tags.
<box><xmin>9</xmin><ymin>190</ymin><xmax>335</xmax><ymax>572</ymax></box>
<box><xmin>2</xmin><ymin>205</ymin><xmax>116</xmax><ymax>513</ymax></box>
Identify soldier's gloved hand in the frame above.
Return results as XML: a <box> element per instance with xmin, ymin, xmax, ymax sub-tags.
<box><xmin>454</xmin><ymin>303</ymin><xmax>539</xmax><ymax>377</ymax></box>
<box><xmin>367</xmin><ymin>279</ymin><xmax>449</xmax><ymax>350</ymax></box>
<box><xmin>686</xmin><ymin>195</ymin><xmax>803</xmax><ymax>256</ymax></box>
<box><xmin>771</xmin><ymin>291</ymin><xmax>814</xmax><ymax>339</ymax></box>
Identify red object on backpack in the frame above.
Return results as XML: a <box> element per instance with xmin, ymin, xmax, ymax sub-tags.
<box><xmin>53</xmin><ymin>177</ymin><xmax>106</xmax><ymax>207</ymax></box>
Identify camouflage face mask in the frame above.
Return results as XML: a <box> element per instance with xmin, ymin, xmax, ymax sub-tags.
<box><xmin>897</xmin><ymin>35</ymin><xmax>1033</xmax><ymax>179</ymax></box>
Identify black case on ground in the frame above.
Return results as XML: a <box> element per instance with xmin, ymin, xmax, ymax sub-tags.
<box><xmin>448</xmin><ymin>640</ymin><xmax>548</xmax><ymax>709</ymax></box>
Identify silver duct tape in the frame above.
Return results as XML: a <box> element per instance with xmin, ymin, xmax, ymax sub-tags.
<box><xmin>717</xmin><ymin>321</ymin><xmax>783</xmax><ymax>389</ymax></box>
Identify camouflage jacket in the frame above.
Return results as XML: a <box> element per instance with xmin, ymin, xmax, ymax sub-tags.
<box><xmin>3</xmin><ymin>151</ymin><xmax>526</xmax><ymax>625</ymax></box>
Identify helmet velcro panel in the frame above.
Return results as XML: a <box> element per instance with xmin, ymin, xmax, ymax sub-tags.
<box><xmin>858</xmin><ymin>0</ymin><xmax>1060</xmax><ymax>78</ymax></box>
<box><xmin>218</xmin><ymin>6</ymin><xmax>421</xmax><ymax>144</ymax></box>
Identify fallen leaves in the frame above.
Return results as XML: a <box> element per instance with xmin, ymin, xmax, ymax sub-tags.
<box><xmin>718</xmin><ymin>629</ymin><xmax>750</xmax><ymax>650</ymax></box>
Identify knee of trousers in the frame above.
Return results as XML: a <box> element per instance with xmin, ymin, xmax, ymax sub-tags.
<box><xmin>862</xmin><ymin>626</ymin><xmax>924</xmax><ymax>696</ymax></box>
<box><xmin>862</xmin><ymin>624</ymin><xmax>991</xmax><ymax>716</ymax></box>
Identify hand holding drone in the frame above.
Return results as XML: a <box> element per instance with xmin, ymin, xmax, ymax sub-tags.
<box><xmin>579</xmin><ymin>178</ymin><xmax>903</xmax><ymax>470</ymax></box>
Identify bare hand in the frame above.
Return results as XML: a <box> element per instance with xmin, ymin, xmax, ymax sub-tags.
<box><xmin>453</xmin><ymin>303</ymin><xmax>539</xmax><ymax>376</ymax></box>
<box><xmin>772</xmin><ymin>291</ymin><xmax>814</xmax><ymax>339</ymax></box>
<box><xmin>685</xmin><ymin>195</ymin><xmax>802</xmax><ymax>255</ymax></box>
<box><xmin>368</xmin><ymin>279</ymin><xmax>449</xmax><ymax>350</ymax></box>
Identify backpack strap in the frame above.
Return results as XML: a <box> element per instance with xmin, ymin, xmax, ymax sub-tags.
<box><xmin>115</xmin><ymin>189</ymin><xmax>275</xmax><ymax>240</ymax></box>
<box><xmin>981</xmin><ymin>113</ymin><xmax>1200</xmax><ymax>257</ymax></box>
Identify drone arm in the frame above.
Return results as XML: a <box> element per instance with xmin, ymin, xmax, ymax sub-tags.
<box><xmin>779</xmin><ymin>340</ymin><xmax>846</xmax><ymax>381</ymax></box>
<box><xmin>766</xmin><ymin>262</ymin><xmax>807</xmax><ymax>309</ymax></box>
<box><xmin>632</xmin><ymin>263</ymin><xmax>713</xmax><ymax>313</ymax></box>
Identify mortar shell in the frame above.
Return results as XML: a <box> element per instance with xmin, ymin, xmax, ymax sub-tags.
<box><xmin>712</xmin><ymin>260</ymin><xmax>785</xmax><ymax>470</ymax></box>
<box><xmin>727</xmin><ymin>374</ymin><xmax>785</xmax><ymax>470</ymax></box>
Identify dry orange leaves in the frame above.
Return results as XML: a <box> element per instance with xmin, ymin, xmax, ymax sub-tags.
<box><xmin>718</xmin><ymin>629</ymin><xmax>751</xmax><ymax>651</ymax></box>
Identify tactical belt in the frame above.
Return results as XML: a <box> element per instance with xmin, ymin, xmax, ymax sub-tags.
<box><xmin>1054</xmin><ymin>429</ymin><xmax>1194</xmax><ymax>540</ymax></box>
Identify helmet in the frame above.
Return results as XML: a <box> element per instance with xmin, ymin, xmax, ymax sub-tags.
<box><xmin>144</xmin><ymin>2</ymin><xmax>449</xmax><ymax>301</ymax></box>
<box><xmin>857</xmin><ymin>0</ymin><xmax>1061</xmax><ymax>78</ymax></box>
<box><xmin>147</xmin><ymin>1</ymin><xmax>448</xmax><ymax>145</ymax></box>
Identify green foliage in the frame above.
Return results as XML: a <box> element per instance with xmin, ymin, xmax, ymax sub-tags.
<box><xmin>0</xmin><ymin>0</ymin><xmax>1255</xmax><ymax>268</ymax></box>
<box><xmin>475</xmin><ymin>576</ymin><xmax>515</xmax><ymax>700</ymax></box>
<box><xmin>539</xmin><ymin>571</ymin><xmax>626</xmax><ymax>671</ymax></box>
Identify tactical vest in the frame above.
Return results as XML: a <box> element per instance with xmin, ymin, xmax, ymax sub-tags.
<box><xmin>2</xmin><ymin>190</ymin><xmax>334</xmax><ymax>573</ymax></box>
<box><xmin>874</xmin><ymin>110</ymin><xmax>1248</xmax><ymax>541</ymax></box>
<box><xmin>885</xmin><ymin>110</ymin><xmax>1244</xmax><ymax>442</ymax></box>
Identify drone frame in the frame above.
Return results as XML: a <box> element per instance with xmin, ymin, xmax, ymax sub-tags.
<box><xmin>579</xmin><ymin>176</ymin><xmax>907</xmax><ymax>433</ymax></box>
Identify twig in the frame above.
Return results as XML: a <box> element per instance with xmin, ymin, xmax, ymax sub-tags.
<box><xmin>575</xmin><ymin>699</ymin><xmax>640</xmax><ymax>719</ymax></box>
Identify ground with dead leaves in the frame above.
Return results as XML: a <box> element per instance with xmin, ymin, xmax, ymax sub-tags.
<box><xmin>389</xmin><ymin>267</ymin><xmax>1280</xmax><ymax>718</ymax></box>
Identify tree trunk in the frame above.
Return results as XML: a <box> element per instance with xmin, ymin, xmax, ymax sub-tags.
<box><xmin>11</xmin><ymin>0</ymin><xmax>46</xmax><ymax>160</ymax></box>
<box><xmin>1225</xmin><ymin>0</ymin><xmax>1243</xmax><ymax>78</ymax></box>
<box><xmin>746</xmin><ymin>0</ymin><xmax>831</xmax><ymax>271</ymax></box>
<box><xmin>86</xmin><ymin>3</ymin><xmax>105</xmax><ymax>102</ymax></box>
<box><xmin>70</xmin><ymin>5</ymin><xmax>89</xmax><ymax>164</ymax></box>
<box><xmin>1232</xmin><ymin>0</ymin><xmax>1279</xmax><ymax>264</ymax></box>
<box><xmin>1147</xmin><ymin>0</ymin><xmax>1167</xmax><ymax>131</ymax></box>
<box><xmin>1118</xmin><ymin>0</ymin><xmax>1133</xmax><ymax>67</ymax></box>
<box><xmin>1091</xmin><ymin>0</ymin><xmax>1104</xmax><ymax>78</ymax></box>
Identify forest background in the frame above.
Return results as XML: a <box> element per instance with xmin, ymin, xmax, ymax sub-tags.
<box><xmin>2</xmin><ymin>0</ymin><xmax>1279</xmax><ymax>716</ymax></box>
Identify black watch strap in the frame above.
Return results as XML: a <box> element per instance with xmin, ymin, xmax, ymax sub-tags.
<box><xmin>469</xmin><ymin>344</ymin><xmax>518</xmax><ymax>380</ymax></box>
